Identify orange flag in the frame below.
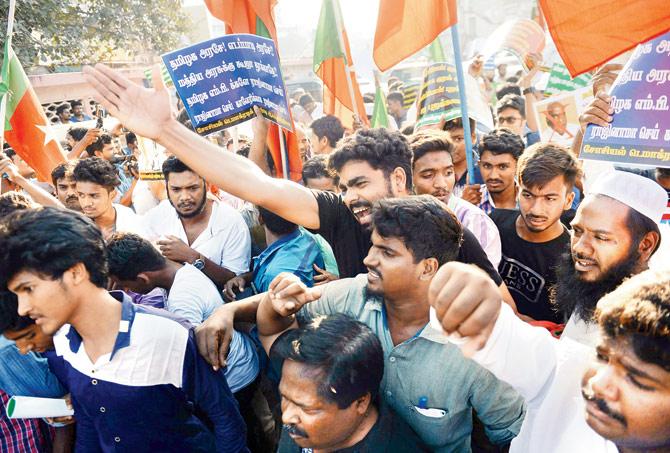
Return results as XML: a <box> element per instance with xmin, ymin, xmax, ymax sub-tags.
<box><xmin>373</xmin><ymin>0</ymin><xmax>457</xmax><ymax>72</ymax></box>
<box><xmin>203</xmin><ymin>0</ymin><xmax>302</xmax><ymax>181</ymax></box>
<box><xmin>313</xmin><ymin>0</ymin><xmax>368</xmax><ymax>130</ymax></box>
<box><xmin>539</xmin><ymin>0</ymin><xmax>670</xmax><ymax>77</ymax></box>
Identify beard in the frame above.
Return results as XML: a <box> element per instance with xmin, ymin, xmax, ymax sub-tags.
<box><xmin>170</xmin><ymin>190</ymin><xmax>207</xmax><ymax>219</ymax></box>
<box><xmin>552</xmin><ymin>248</ymin><xmax>641</xmax><ymax>323</ymax></box>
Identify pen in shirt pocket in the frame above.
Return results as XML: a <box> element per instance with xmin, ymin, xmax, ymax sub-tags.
<box><xmin>415</xmin><ymin>396</ymin><xmax>447</xmax><ymax>418</ymax></box>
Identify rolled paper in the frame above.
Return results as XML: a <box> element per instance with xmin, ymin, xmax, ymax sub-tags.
<box><xmin>6</xmin><ymin>396</ymin><xmax>74</xmax><ymax>419</ymax></box>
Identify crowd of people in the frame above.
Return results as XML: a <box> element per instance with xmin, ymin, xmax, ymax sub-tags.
<box><xmin>0</xmin><ymin>50</ymin><xmax>668</xmax><ymax>453</ymax></box>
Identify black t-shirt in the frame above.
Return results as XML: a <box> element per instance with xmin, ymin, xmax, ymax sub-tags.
<box><xmin>491</xmin><ymin>209</ymin><xmax>570</xmax><ymax>323</ymax></box>
<box><xmin>277</xmin><ymin>402</ymin><xmax>430</xmax><ymax>453</ymax></box>
<box><xmin>312</xmin><ymin>191</ymin><xmax>503</xmax><ymax>285</ymax></box>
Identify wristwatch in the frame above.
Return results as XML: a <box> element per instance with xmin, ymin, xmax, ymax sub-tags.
<box><xmin>523</xmin><ymin>87</ymin><xmax>536</xmax><ymax>95</ymax></box>
<box><xmin>191</xmin><ymin>254</ymin><xmax>206</xmax><ymax>271</ymax></box>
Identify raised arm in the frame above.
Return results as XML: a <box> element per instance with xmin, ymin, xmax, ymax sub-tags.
<box><xmin>0</xmin><ymin>156</ymin><xmax>63</xmax><ymax>208</ymax></box>
<box><xmin>83</xmin><ymin>64</ymin><xmax>321</xmax><ymax>229</ymax></box>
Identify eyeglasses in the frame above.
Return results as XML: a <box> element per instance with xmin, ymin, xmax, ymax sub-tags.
<box><xmin>498</xmin><ymin>116</ymin><xmax>522</xmax><ymax>125</ymax></box>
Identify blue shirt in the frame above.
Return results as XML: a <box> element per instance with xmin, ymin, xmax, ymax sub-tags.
<box><xmin>0</xmin><ymin>337</ymin><xmax>65</xmax><ymax>398</ymax></box>
<box><xmin>46</xmin><ymin>291</ymin><xmax>248</xmax><ymax>453</ymax></box>
<box><xmin>252</xmin><ymin>229</ymin><xmax>324</xmax><ymax>293</ymax></box>
<box><xmin>70</xmin><ymin>114</ymin><xmax>93</xmax><ymax>122</ymax></box>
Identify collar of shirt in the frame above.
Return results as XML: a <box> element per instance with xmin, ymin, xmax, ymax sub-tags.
<box><xmin>252</xmin><ymin>229</ymin><xmax>301</xmax><ymax>269</ymax></box>
<box><xmin>65</xmin><ymin>291</ymin><xmax>136</xmax><ymax>360</ymax></box>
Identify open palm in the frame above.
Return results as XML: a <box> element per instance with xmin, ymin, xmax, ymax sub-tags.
<box><xmin>83</xmin><ymin>64</ymin><xmax>174</xmax><ymax>140</ymax></box>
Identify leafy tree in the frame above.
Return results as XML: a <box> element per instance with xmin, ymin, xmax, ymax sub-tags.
<box><xmin>0</xmin><ymin>0</ymin><xmax>190</xmax><ymax>69</ymax></box>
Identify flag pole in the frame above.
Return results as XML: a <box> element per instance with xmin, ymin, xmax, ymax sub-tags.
<box><xmin>278</xmin><ymin>126</ymin><xmax>289</xmax><ymax>179</ymax></box>
<box><xmin>0</xmin><ymin>0</ymin><xmax>17</xmax><ymax>152</ymax></box>
<box><xmin>450</xmin><ymin>24</ymin><xmax>476</xmax><ymax>182</ymax></box>
<box><xmin>331</xmin><ymin>0</ymin><xmax>360</xmax><ymax>122</ymax></box>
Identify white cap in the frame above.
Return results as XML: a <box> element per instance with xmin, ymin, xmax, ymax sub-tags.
<box><xmin>587</xmin><ymin>170</ymin><xmax>667</xmax><ymax>223</ymax></box>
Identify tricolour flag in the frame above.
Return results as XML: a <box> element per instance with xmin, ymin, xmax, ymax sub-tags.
<box><xmin>373</xmin><ymin>0</ymin><xmax>457</xmax><ymax>72</ymax></box>
<box><xmin>539</xmin><ymin>0</ymin><xmax>670</xmax><ymax>77</ymax></box>
<box><xmin>313</xmin><ymin>0</ymin><xmax>368</xmax><ymax>130</ymax></box>
<box><xmin>204</xmin><ymin>0</ymin><xmax>302</xmax><ymax>181</ymax></box>
<box><xmin>0</xmin><ymin>43</ymin><xmax>66</xmax><ymax>182</ymax></box>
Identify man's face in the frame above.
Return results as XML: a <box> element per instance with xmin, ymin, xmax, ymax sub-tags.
<box><xmin>338</xmin><ymin>161</ymin><xmax>395</xmax><ymax>229</ymax></box>
<box><xmin>412</xmin><ymin>151</ymin><xmax>455</xmax><ymax>204</ymax></box>
<box><xmin>72</xmin><ymin>105</ymin><xmax>83</xmax><ymax>116</ymax></box>
<box><xmin>363</xmin><ymin>230</ymin><xmax>425</xmax><ymax>300</ymax></box>
<box><xmin>8</xmin><ymin>270</ymin><xmax>75</xmax><ymax>336</ymax></box>
<box><xmin>304</xmin><ymin>101</ymin><xmax>316</xmax><ymax>114</ymax></box>
<box><xmin>497</xmin><ymin>64</ymin><xmax>507</xmax><ymax>78</ymax></box>
<box><xmin>305</xmin><ymin>176</ymin><xmax>337</xmax><ymax>193</ymax></box>
<box><xmin>59</xmin><ymin>110</ymin><xmax>71</xmax><ymax>121</ymax></box>
<box><xmin>110</xmin><ymin>275</ymin><xmax>153</xmax><ymax>296</ymax></box>
<box><xmin>4</xmin><ymin>323</ymin><xmax>54</xmax><ymax>354</ymax></box>
<box><xmin>296</xmin><ymin>128</ymin><xmax>311</xmax><ymax>160</ymax></box>
<box><xmin>55</xmin><ymin>176</ymin><xmax>81</xmax><ymax>211</ymax></box>
<box><xmin>497</xmin><ymin>107</ymin><xmax>525</xmax><ymax>137</ymax></box>
<box><xmin>310</xmin><ymin>132</ymin><xmax>329</xmax><ymax>155</ymax></box>
<box><xmin>280</xmin><ymin>360</ymin><xmax>367</xmax><ymax>451</ymax></box>
<box><xmin>10</xmin><ymin>154</ymin><xmax>35</xmax><ymax>178</ymax></box>
<box><xmin>479</xmin><ymin>151</ymin><xmax>517</xmax><ymax>195</ymax></box>
<box><xmin>581</xmin><ymin>336</ymin><xmax>670</xmax><ymax>450</ymax></box>
<box><xmin>166</xmin><ymin>170</ymin><xmax>208</xmax><ymax>219</ymax></box>
<box><xmin>77</xmin><ymin>181</ymin><xmax>115</xmax><ymax>220</ymax></box>
<box><xmin>96</xmin><ymin>142</ymin><xmax>115</xmax><ymax>162</ymax></box>
<box><xmin>547</xmin><ymin>105</ymin><xmax>568</xmax><ymax>133</ymax></box>
<box><xmin>444</xmin><ymin>128</ymin><xmax>476</xmax><ymax>166</ymax></box>
<box><xmin>518</xmin><ymin>175</ymin><xmax>573</xmax><ymax>233</ymax></box>
<box><xmin>570</xmin><ymin>196</ymin><xmax>636</xmax><ymax>283</ymax></box>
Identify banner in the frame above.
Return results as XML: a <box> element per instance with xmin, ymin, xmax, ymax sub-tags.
<box><xmin>162</xmin><ymin>34</ymin><xmax>292</xmax><ymax>136</ymax></box>
<box><xmin>534</xmin><ymin>87</ymin><xmax>592</xmax><ymax>147</ymax></box>
<box><xmin>581</xmin><ymin>31</ymin><xmax>670</xmax><ymax>168</ymax></box>
<box><xmin>415</xmin><ymin>63</ymin><xmax>494</xmax><ymax>131</ymax></box>
<box><xmin>481</xmin><ymin>19</ymin><xmax>546</xmax><ymax>71</ymax></box>
<box><xmin>544</xmin><ymin>63</ymin><xmax>592</xmax><ymax>96</ymax></box>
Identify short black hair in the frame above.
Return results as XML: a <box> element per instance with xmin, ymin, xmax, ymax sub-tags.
<box><xmin>0</xmin><ymin>191</ymin><xmax>34</xmax><ymax>219</ymax></box>
<box><xmin>409</xmin><ymin>130</ymin><xmax>454</xmax><ymax>167</ymax></box>
<box><xmin>0</xmin><ymin>291</ymin><xmax>33</xmax><ymax>334</ymax></box>
<box><xmin>162</xmin><ymin>155</ymin><xmax>200</xmax><ymax>182</ymax></box>
<box><xmin>4</xmin><ymin>148</ymin><xmax>16</xmax><ymax>159</ymax></box>
<box><xmin>497</xmin><ymin>94</ymin><xmax>526</xmax><ymax>119</ymax></box>
<box><xmin>329</xmin><ymin>128</ymin><xmax>413</xmax><ymax>190</ymax></box>
<box><xmin>71</xmin><ymin>100</ymin><xmax>83</xmax><ymax>108</ymax></box>
<box><xmin>597</xmin><ymin>269</ymin><xmax>670</xmax><ymax>371</ymax></box>
<box><xmin>106</xmin><ymin>232</ymin><xmax>166</xmax><ymax>281</ymax></box>
<box><xmin>372</xmin><ymin>196</ymin><xmax>463</xmax><ymax>265</ymax></box>
<box><xmin>310</xmin><ymin>115</ymin><xmax>344</xmax><ymax>148</ymax></box>
<box><xmin>387</xmin><ymin>91</ymin><xmax>404</xmax><ymax>104</ymax></box>
<box><xmin>400</xmin><ymin>123</ymin><xmax>415</xmax><ymax>136</ymax></box>
<box><xmin>442</xmin><ymin>117</ymin><xmax>476</xmax><ymax>134</ymax></box>
<box><xmin>85</xmin><ymin>133</ymin><xmax>113</xmax><ymax>157</ymax></box>
<box><xmin>125</xmin><ymin>132</ymin><xmax>137</xmax><ymax>146</ymax></box>
<box><xmin>0</xmin><ymin>207</ymin><xmax>108</xmax><ymax>288</ymax></box>
<box><xmin>302</xmin><ymin>155</ymin><xmax>332</xmax><ymax>184</ymax></box>
<box><xmin>620</xmin><ymin>197</ymin><xmax>662</xmax><ymax>256</ymax></box>
<box><xmin>56</xmin><ymin>104</ymin><xmax>71</xmax><ymax>115</ymax></box>
<box><xmin>51</xmin><ymin>160</ymin><xmax>78</xmax><ymax>186</ymax></box>
<box><xmin>299</xmin><ymin>93</ymin><xmax>315</xmax><ymax>108</ymax></box>
<box><xmin>496</xmin><ymin>83</ymin><xmax>522</xmax><ymax>100</ymax></box>
<box><xmin>257</xmin><ymin>206</ymin><xmax>298</xmax><ymax>235</ymax></box>
<box><xmin>517</xmin><ymin>143</ymin><xmax>580</xmax><ymax>191</ymax></box>
<box><xmin>67</xmin><ymin>127</ymin><xmax>88</xmax><ymax>142</ymax></box>
<box><xmin>271</xmin><ymin>313</ymin><xmax>384</xmax><ymax>409</ymax></box>
<box><xmin>236</xmin><ymin>144</ymin><xmax>250</xmax><ymax>158</ymax></box>
<box><xmin>73</xmin><ymin>157</ymin><xmax>120</xmax><ymax>191</ymax></box>
<box><xmin>480</xmin><ymin>128</ymin><xmax>525</xmax><ymax>161</ymax></box>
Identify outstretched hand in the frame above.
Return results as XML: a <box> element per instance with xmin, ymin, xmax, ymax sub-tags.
<box><xmin>83</xmin><ymin>64</ymin><xmax>175</xmax><ymax>141</ymax></box>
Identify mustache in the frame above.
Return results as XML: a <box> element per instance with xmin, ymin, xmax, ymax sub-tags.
<box><xmin>283</xmin><ymin>424</ymin><xmax>309</xmax><ymax>438</ymax></box>
<box><xmin>485</xmin><ymin>179</ymin><xmax>503</xmax><ymax>184</ymax></box>
<box><xmin>582</xmin><ymin>390</ymin><xmax>628</xmax><ymax>427</ymax></box>
<box><xmin>350</xmin><ymin>200</ymin><xmax>372</xmax><ymax>210</ymax></box>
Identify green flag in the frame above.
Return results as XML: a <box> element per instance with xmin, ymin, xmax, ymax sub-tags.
<box><xmin>428</xmin><ymin>36</ymin><xmax>446</xmax><ymax>63</ymax></box>
<box><xmin>371</xmin><ymin>83</ymin><xmax>389</xmax><ymax>128</ymax></box>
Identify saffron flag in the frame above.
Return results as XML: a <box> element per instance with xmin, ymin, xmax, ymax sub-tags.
<box><xmin>0</xmin><ymin>43</ymin><xmax>66</xmax><ymax>182</ymax></box>
<box><xmin>204</xmin><ymin>0</ymin><xmax>302</xmax><ymax>180</ymax></box>
<box><xmin>373</xmin><ymin>0</ymin><xmax>457</xmax><ymax>72</ymax></box>
<box><xmin>313</xmin><ymin>0</ymin><xmax>369</xmax><ymax>130</ymax></box>
<box><xmin>539</xmin><ymin>0</ymin><xmax>670</xmax><ymax>77</ymax></box>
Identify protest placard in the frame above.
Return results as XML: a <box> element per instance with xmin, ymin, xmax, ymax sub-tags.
<box><xmin>534</xmin><ymin>87</ymin><xmax>592</xmax><ymax>147</ymax></box>
<box><xmin>162</xmin><ymin>34</ymin><xmax>292</xmax><ymax>136</ymax></box>
<box><xmin>415</xmin><ymin>63</ymin><xmax>494</xmax><ymax>131</ymax></box>
<box><xmin>481</xmin><ymin>19</ymin><xmax>545</xmax><ymax>71</ymax></box>
<box><xmin>544</xmin><ymin>63</ymin><xmax>592</xmax><ymax>96</ymax></box>
<box><xmin>581</xmin><ymin>31</ymin><xmax>670</xmax><ymax>168</ymax></box>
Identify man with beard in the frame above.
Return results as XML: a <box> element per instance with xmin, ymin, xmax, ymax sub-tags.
<box><xmin>428</xmin><ymin>260</ymin><xmax>670</xmax><ymax>452</ymax></box>
<box><xmin>51</xmin><ymin>160</ymin><xmax>81</xmax><ymax>211</ymax></box>
<box><xmin>257</xmin><ymin>197</ymin><xmax>525</xmax><ymax>452</ymax></box>
<box><xmin>477</xmin><ymin>129</ymin><xmax>525</xmax><ymax>214</ymax></box>
<box><xmin>491</xmin><ymin>143</ymin><xmax>579</xmax><ymax>323</ymax></box>
<box><xmin>143</xmin><ymin>156</ymin><xmax>250</xmax><ymax>289</ymax></box>
<box><xmin>553</xmin><ymin>170</ymin><xmax>666</xmax><ymax>345</ymax></box>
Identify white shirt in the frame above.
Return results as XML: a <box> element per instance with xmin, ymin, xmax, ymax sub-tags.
<box><xmin>467</xmin><ymin>304</ymin><xmax>618</xmax><ymax>453</ymax></box>
<box><xmin>113</xmin><ymin>203</ymin><xmax>147</xmax><ymax>237</ymax></box>
<box><xmin>541</xmin><ymin>123</ymin><xmax>580</xmax><ymax>146</ymax></box>
<box><xmin>168</xmin><ymin>264</ymin><xmax>258</xmax><ymax>393</ymax></box>
<box><xmin>144</xmin><ymin>199</ymin><xmax>251</xmax><ymax>275</ymax></box>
